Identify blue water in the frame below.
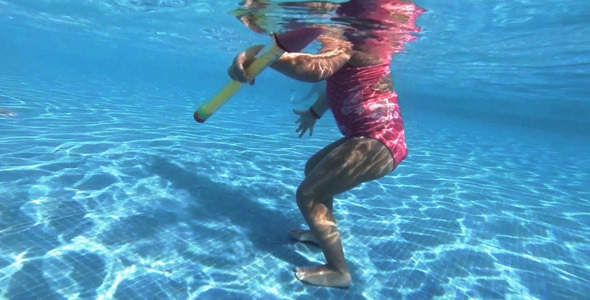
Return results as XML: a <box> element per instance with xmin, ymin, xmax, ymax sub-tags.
<box><xmin>1</xmin><ymin>1</ymin><xmax>589</xmax><ymax>299</ymax></box>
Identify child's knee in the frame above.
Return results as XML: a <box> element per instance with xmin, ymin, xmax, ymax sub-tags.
<box><xmin>304</xmin><ymin>162</ymin><xmax>313</xmax><ymax>177</ymax></box>
<box><xmin>296</xmin><ymin>182</ymin><xmax>318</xmax><ymax>208</ymax></box>
<box><xmin>296</xmin><ymin>184</ymin><xmax>310</xmax><ymax>207</ymax></box>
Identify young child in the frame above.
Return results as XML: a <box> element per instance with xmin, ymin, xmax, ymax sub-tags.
<box><xmin>228</xmin><ymin>0</ymin><xmax>424</xmax><ymax>288</ymax></box>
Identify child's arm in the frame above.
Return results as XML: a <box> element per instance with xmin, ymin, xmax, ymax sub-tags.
<box><xmin>270</xmin><ymin>37</ymin><xmax>351</xmax><ymax>82</ymax></box>
<box><xmin>228</xmin><ymin>34</ymin><xmax>351</xmax><ymax>84</ymax></box>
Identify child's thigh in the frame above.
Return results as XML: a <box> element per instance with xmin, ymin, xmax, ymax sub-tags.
<box><xmin>304</xmin><ymin>138</ymin><xmax>347</xmax><ymax>176</ymax></box>
<box><xmin>301</xmin><ymin>137</ymin><xmax>393</xmax><ymax>198</ymax></box>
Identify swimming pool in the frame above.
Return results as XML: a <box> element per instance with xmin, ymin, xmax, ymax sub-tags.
<box><xmin>1</xmin><ymin>0</ymin><xmax>589</xmax><ymax>299</ymax></box>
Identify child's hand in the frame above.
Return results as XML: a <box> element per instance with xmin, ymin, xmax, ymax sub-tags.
<box><xmin>227</xmin><ymin>45</ymin><xmax>265</xmax><ymax>85</ymax></box>
<box><xmin>293</xmin><ymin>109</ymin><xmax>318</xmax><ymax>138</ymax></box>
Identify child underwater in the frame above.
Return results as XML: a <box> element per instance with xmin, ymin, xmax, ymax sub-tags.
<box><xmin>228</xmin><ymin>0</ymin><xmax>424</xmax><ymax>288</ymax></box>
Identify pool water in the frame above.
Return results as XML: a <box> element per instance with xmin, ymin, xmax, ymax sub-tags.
<box><xmin>1</xmin><ymin>1</ymin><xmax>589</xmax><ymax>299</ymax></box>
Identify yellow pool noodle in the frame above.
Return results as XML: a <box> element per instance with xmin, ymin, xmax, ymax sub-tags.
<box><xmin>194</xmin><ymin>42</ymin><xmax>283</xmax><ymax>123</ymax></box>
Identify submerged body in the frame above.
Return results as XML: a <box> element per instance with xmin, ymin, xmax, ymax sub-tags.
<box><xmin>326</xmin><ymin>62</ymin><xmax>407</xmax><ymax>168</ymax></box>
<box><xmin>286</xmin><ymin>53</ymin><xmax>404</xmax><ymax>288</ymax></box>
<box><xmin>229</xmin><ymin>0</ymin><xmax>424</xmax><ymax>288</ymax></box>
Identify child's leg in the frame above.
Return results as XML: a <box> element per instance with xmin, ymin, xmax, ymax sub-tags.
<box><xmin>290</xmin><ymin>138</ymin><xmax>347</xmax><ymax>244</ymax></box>
<box><xmin>303</xmin><ymin>137</ymin><xmax>347</xmax><ymax>178</ymax></box>
<box><xmin>294</xmin><ymin>137</ymin><xmax>394</xmax><ymax>288</ymax></box>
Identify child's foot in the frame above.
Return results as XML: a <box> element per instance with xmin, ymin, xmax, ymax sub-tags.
<box><xmin>294</xmin><ymin>265</ymin><xmax>351</xmax><ymax>288</ymax></box>
<box><xmin>289</xmin><ymin>229</ymin><xmax>318</xmax><ymax>245</ymax></box>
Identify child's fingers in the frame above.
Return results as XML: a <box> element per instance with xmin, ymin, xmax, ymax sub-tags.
<box><xmin>296</xmin><ymin>124</ymin><xmax>303</xmax><ymax>133</ymax></box>
<box><xmin>230</xmin><ymin>52</ymin><xmax>251</xmax><ymax>82</ymax></box>
<box><xmin>299</xmin><ymin>128</ymin><xmax>307</xmax><ymax>138</ymax></box>
<box><xmin>229</xmin><ymin>45</ymin><xmax>264</xmax><ymax>83</ymax></box>
<box><xmin>227</xmin><ymin>64</ymin><xmax>248</xmax><ymax>83</ymax></box>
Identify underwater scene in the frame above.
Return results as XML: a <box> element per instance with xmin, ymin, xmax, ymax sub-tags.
<box><xmin>1</xmin><ymin>0</ymin><xmax>589</xmax><ymax>299</ymax></box>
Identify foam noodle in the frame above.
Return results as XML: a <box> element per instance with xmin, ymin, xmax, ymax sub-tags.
<box><xmin>194</xmin><ymin>27</ymin><xmax>322</xmax><ymax>123</ymax></box>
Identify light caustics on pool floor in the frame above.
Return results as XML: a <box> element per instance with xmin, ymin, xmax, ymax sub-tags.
<box><xmin>0</xmin><ymin>75</ymin><xmax>589</xmax><ymax>299</ymax></box>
